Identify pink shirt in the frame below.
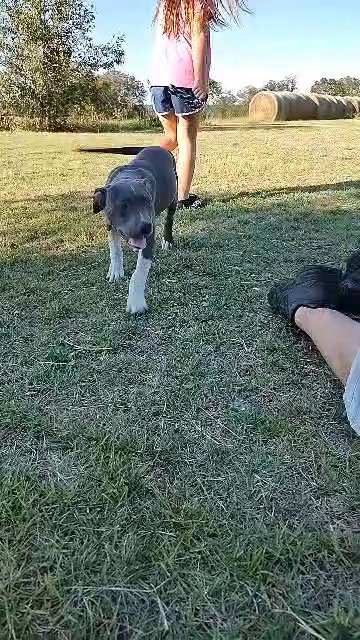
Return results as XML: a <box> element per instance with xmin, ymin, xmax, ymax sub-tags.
<box><xmin>151</xmin><ymin>3</ymin><xmax>212</xmax><ymax>89</ymax></box>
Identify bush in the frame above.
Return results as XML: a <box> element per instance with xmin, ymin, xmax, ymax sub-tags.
<box><xmin>204</xmin><ymin>103</ymin><xmax>248</xmax><ymax>120</ymax></box>
<box><xmin>64</xmin><ymin>115</ymin><xmax>160</xmax><ymax>133</ymax></box>
<box><xmin>0</xmin><ymin>114</ymin><xmax>160</xmax><ymax>133</ymax></box>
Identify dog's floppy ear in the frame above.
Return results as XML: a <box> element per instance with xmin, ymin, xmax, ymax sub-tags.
<box><xmin>92</xmin><ymin>187</ymin><xmax>107</xmax><ymax>214</ymax></box>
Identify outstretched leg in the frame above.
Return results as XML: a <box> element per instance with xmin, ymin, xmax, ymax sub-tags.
<box><xmin>268</xmin><ymin>266</ymin><xmax>360</xmax><ymax>434</ymax></box>
<box><xmin>294</xmin><ymin>307</ymin><xmax>360</xmax><ymax>385</ymax></box>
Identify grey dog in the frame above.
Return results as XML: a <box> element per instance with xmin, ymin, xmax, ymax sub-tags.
<box><xmin>81</xmin><ymin>146</ymin><xmax>177</xmax><ymax>314</ymax></box>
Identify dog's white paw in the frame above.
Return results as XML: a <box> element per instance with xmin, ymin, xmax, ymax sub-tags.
<box><xmin>161</xmin><ymin>238</ymin><xmax>173</xmax><ymax>251</ymax></box>
<box><xmin>126</xmin><ymin>293</ymin><xmax>148</xmax><ymax>314</ymax></box>
<box><xmin>107</xmin><ymin>261</ymin><xmax>124</xmax><ymax>283</ymax></box>
<box><xmin>127</xmin><ymin>254</ymin><xmax>151</xmax><ymax>314</ymax></box>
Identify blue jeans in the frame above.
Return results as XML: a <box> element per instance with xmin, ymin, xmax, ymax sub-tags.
<box><xmin>344</xmin><ymin>350</ymin><xmax>360</xmax><ymax>435</ymax></box>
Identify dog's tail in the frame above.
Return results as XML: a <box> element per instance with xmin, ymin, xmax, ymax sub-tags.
<box><xmin>78</xmin><ymin>146</ymin><xmax>146</xmax><ymax>155</ymax></box>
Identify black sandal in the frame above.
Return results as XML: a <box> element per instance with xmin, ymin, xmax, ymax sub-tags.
<box><xmin>268</xmin><ymin>266</ymin><xmax>343</xmax><ymax>323</ymax></box>
<box><xmin>177</xmin><ymin>194</ymin><xmax>205</xmax><ymax>209</ymax></box>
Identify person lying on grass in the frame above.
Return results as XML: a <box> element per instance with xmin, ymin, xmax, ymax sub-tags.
<box><xmin>268</xmin><ymin>252</ymin><xmax>360</xmax><ymax>436</ymax></box>
<box><xmin>150</xmin><ymin>0</ymin><xmax>250</xmax><ymax>209</ymax></box>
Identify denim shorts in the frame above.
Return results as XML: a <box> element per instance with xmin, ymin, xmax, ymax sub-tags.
<box><xmin>344</xmin><ymin>350</ymin><xmax>360</xmax><ymax>435</ymax></box>
<box><xmin>150</xmin><ymin>86</ymin><xmax>207</xmax><ymax>117</ymax></box>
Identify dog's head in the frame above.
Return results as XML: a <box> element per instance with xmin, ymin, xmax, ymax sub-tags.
<box><xmin>93</xmin><ymin>177</ymin><xmax>155</xmax><ymax>250</ymax></box>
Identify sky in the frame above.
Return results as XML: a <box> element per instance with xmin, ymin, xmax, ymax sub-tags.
<box><xmin>94</xmin><ymin>0</ymin><xmax>360</xmax><ymax>93</ymax></box>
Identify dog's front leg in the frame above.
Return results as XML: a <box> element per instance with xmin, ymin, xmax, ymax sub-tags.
<box><xmin>107</xmin><ymin>229</ymin><xmax>124</xmax><ymax>282</ymax></box>
<box><xmin>161</xmin><ymin>199</ymin><xmax>176</xmax><ymax>251</ymax></box>
<box><xmin>126</xmin><ymin>250</ymin><xmax>152</xmax><ymax>314</ymax></box>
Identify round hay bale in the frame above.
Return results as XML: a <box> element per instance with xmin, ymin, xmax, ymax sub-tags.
<box><xmin>327</xmin><ymin>95</ymin><xmax>339</xmax><ymax>118</ymax></box>
<box><xmin>336</xmin><ymin>96</ymin><xmax>355</xmax><ymax>118</ymax></box>
<box><xmin>314</xmin><ymin>94</ymin><xmax>358</xmax><ymax>119</ymax></box>
<box><xmin>271</xmin><ymin>91</ymin><xmax>317</xmax><ymax>120</ymax></box>
<box><xmin>306</xmin><ymin>93</ymin><xmax>322</xmax><ymax>112</ymax></box>
<box><xmin>313</xmin><ymin>94</ymin><xmax>339</xmax><ymax>119</ymax></box>
<box><xmin>249</xmin><ymin>91</ymin><xmax>319</xmax><ymax>122</ymax></box>
<box><xmin>277</xmin><ymin>92</ymin><xmax>290</xmax><ymax>121</ymax></box>
<box><xmin>324</xmin><ymin>97</ymin><xmax>336</xmax><ymax>118</ymax></box>
<box><xmin>334</xmin><ymin>96</ymin><xmax>349</xmax><ymax>118</ymax></box>
<box><xmin>334</xmin><ymin>96</ymin><xmax>345</xmax><ymax>118</ymax></box>
<box><xmin>248</xmin><ymin>91</ymin><xmax>360</xmax><ymax>122</ymax></box>
<box><xmin>313</xmin><ymin>94</ymin><xmax>331</xmax><ymax>119</ymax></box>
<box><xmin>286</xmin><ymin>92</ymin><xmax>317</xmax><ymax>120</ymax></box>
<box><xmin>249</xmin><ymin>91</ymin><xmax>287</xmax><ymax>122</ymax></box>
<box><xmin>345</xmin><ymin>96</ymin><xmax>360</xmax><ymax>115</ymax></box>
<box><xmin>344</xmin><ymin>97</ymin><xmax>356</xmax><ymax>118</ymax></box>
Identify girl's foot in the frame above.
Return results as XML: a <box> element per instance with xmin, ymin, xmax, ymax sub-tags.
<box><xmin>177</xmin><ymin>194</ymin><xmax>205</xmax><ymax>209</ymax></box>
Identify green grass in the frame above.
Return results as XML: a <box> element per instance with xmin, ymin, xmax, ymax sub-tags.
<box><xmin>1</xmin><ymin>120</ymin><xmax>360</xmax><ymax>639</ymax></box>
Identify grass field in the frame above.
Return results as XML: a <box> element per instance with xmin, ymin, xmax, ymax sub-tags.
<box><xmin>1</xmin><ymin>120</ymin><xmax>360</xmax><ymax>639</ymax></box>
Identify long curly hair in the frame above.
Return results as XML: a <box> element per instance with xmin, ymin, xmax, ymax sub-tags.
<box><xmin>155</xmin><ymin>0</ymin><xmax>251</xmax><ymax>37</ymax></box>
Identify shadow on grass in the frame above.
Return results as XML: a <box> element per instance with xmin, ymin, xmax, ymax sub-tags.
<box><xmin>201</xmin><ymin>123</ymin><xmax>249</xmax><ymax>132</ymax></box>
<box><xmin>201</xmin><ymin>121</ymin><xmax>324</xmax><ymax>132</ymax></box>
<box><xmin>1</xmin><ymin>187</ymin><xmax>360</xmax><ymax>274</ymax></box>
<box><xmin>65</xmin><ymin>119</ymin><xmax>161</xmax><ymax>134</ymax></box>
<box><xmin>215</xmin><ymin>179</ymin><xmax>360</xmax><ymax>204</ymax></box>
<box><xmin>1</xmin><ymin>190</ymin><xmax>89</xmax><ymax>207</ymax></box>
<box><xmin>2</xmin><ymin>179</ymin><xmax>360</xmax><ymax>210</ymax></box>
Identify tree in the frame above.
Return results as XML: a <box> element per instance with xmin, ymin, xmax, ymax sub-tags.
<box><xmin>236</xmin><ymin>85</ymin><xmax>259</xmax><ymax>105</ymax></box>
<box><xmin>311</xmin><ymin>77</ymin><xmax>343</xmax><ymax>95</ymax></box>
<box><xmin>208</xmin><ymin>79</ymin><xmax>239</xmax><ymax>107</ymax></box>
<box><xmin>341</xmin><ymin>76</ymin><xmax>360</xmax><ymax>96</ymax></box>
<box><xmin>0</xmin><ymin>0</ymin><xmax>124</xmax><ymax>130</ymax></box>
<box><xmin>208</xmin><ymin>78</ymin><xmax>223</xmax><ymax>103</ymax></box>
<box><xmin>92</xmin><ymin>72</ymin><xmax>147</xmax><ymax>119</ymax></box>
<box><xmin>262</xmin><ymin>75</ymin><xmax>297</xmax><ymax>92</ymax></box>
<box><xmin>311</xmin><ymin>76</ymin><xmax>360</xmax><ymax>96</ymax></box>
<box><xmin>217</xmin><ymin>91</ymin><xmax>238</xmax><ymax>106</ymax></box>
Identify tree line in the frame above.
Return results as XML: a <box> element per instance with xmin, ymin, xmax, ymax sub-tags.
<box><xmin>0</xmin><ymin>0</ymin><xmax>359</xmax><ymax>131</ymax></box>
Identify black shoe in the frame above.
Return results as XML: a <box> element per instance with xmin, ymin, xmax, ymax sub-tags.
<box><xmin>268</xmin><ymin>266</ymin><xmax>343</xmax><ymax>323</ymax></box>
<box><xmin>340</xmin><ymin>250</ymin><xmax>360</xmax><ymax>315</ymax></box>
<box><xmin>177</xmin><ymin>194</ymin><xmax>205</xmax><ymax>210</ymax></box>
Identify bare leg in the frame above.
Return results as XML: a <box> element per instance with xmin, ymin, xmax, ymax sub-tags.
<box><xmin>177</xmin><ymin>113</ymin><xmax>200</xmax><ymax>201</ymax></box>
<box><xmin>294</xmin><ymin>307</ymin><xmax>360</xmax><ymax>385</ymax></box>
<box><xmin>157</xmin><ymin>113</ymin><xmax>178</xmax><ymax>152</ymax></box>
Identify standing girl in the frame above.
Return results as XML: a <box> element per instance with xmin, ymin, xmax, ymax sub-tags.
<box><xmin>150</xmin><ymin>0</ymin><xmax>249</xmax><ymax>208</ymax></box>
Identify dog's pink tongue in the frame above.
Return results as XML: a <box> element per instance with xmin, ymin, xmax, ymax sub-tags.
<box><xmin>129</xmin><ymin>237</ymin><xmax>146</xmax><ymax>250</ymax></box>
